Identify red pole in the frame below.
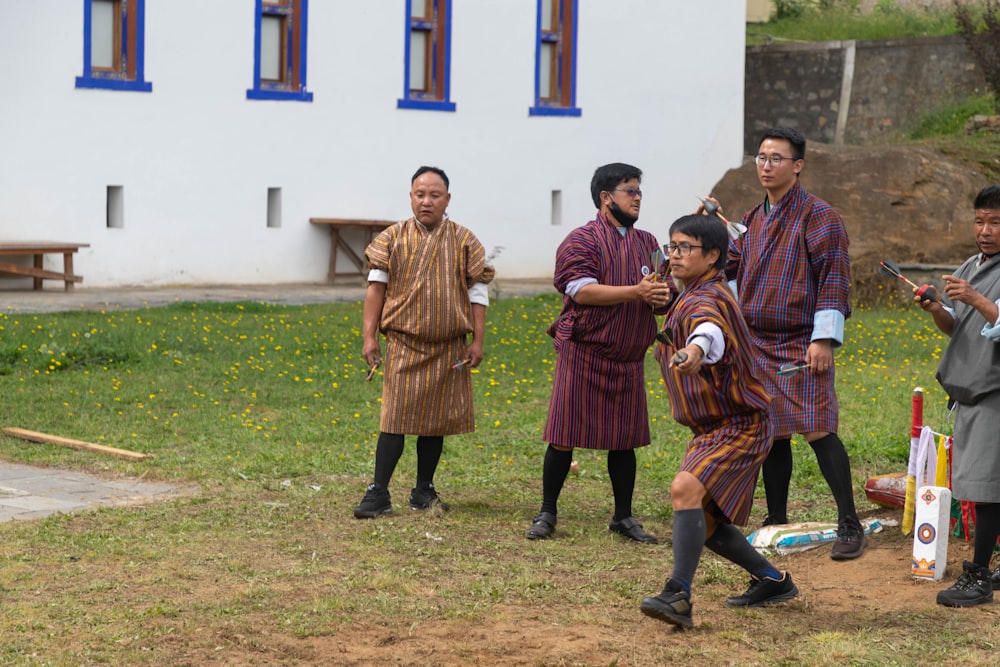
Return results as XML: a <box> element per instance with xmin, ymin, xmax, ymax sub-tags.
<box><xmin>911</xmin><ymin>387</ymin><xmax>924</xmax><ymax>438</ymax></box>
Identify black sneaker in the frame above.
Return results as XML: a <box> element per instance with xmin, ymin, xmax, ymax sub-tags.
<box><xmin>526</xmin><ymin>511</ymin><xmax>556</xmax><ymax>540</ymax></box>
<box><xmin>992</xmin><ymin>565</ymin><xmax>1000</xmax><ymax>589</ymax></box>
<box><xmin>408</xmin><ymin>483</ymin><xmax>449</xmax><ymax>511</ymax></box>
<box><xmin>762</xmin><ymin>515</ymin><xmax>788</xmax><ymax>527</ymax></box>
<box><xmin>726</xmin><ymin>572</ymin><xmax>799</xmax><ymax>608</ymax></box>
<box><xmin>353</xmin><ymin>483</ymin><xmax>392</xmax><ymax>519</ymax></box>
<box><xmin>830</xmin><ymin>517</ymin><xmax>868</xmax><ymax>560</ymax></box>
<box><xmin>640</xmin><ymin>579</ymin><xmax>693</xmax><ymax>629</ymax></box>
<box><xmin>937</xmin><ymin>560</ymin><xmax>993</xmax><ymax>608</ymax></box>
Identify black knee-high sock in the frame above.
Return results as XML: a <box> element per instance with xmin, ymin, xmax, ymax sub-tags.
<box><xmin>808</xmin><ymin>433</ymin><xmax>857</xmax><ymax>522</ymax></box>
<box><xmin>607</xmin><ymin>449</ymin><xmax>637</xmax><ymax>522</ymax></box>
<box><xmin>973</xmin><ymin>502</ymin><xmax>1000</xmax><ymax>569</ymax></box>
<box><xmin>705</xmin><ymin>524</ymin><xmax>781</xmax><ymax>580</ymax></box>
<box><xmin>415</xmin><ymin>435</ymin><xmax>444</xmax><ymax>487</ymax></box>
<box><xmin>540</xmin><ymin>445</ymin><xmax>573</xmax><ymax>515</ymax></box>
<box><xmin>670</xmin><ymin>509</ymin><xmax>705</xmax><ymax>594</ymax></box>
<box><xmin>373</xmin><ymin>432</ymin><xmax>405</xmax><ymax>488</ymax></box>
<box><xmin>762</xmin><ymin>438</ymin><xmax>792</xmax><ymax>523</ymax></box>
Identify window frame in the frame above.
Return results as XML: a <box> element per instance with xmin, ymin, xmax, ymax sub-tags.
<box><xmin>247</xmin><ymin>0</ymin><xmax>313</xmax><ymax>102</ymax></box>
<box><xmin>75</xmin><ymin>0</ymin><xmax>152</xmax><ymax>92</ymax></box>
<box><xmin>398</xmin><ymin>0</ymin><xmax>456</xmax><ymax>112</ymax></box>
<box><xmin>529</xmin><ymin>0</ymin><xmax>580</xmax><ymax>117</ymax></box>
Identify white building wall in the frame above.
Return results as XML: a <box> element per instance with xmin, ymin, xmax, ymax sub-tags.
<box><xmin>0</xmin><ymin>0</ymin><xmax>746</xmax><ymax>287</ymax></box>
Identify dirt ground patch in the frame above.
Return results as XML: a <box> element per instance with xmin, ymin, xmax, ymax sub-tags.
<box><xmin>309</xmin><ymin>508</ymin><xmax>998</xmax><ymax>666</ymax></box>
<box><xmin>5</xmin><ymin>476</ymin><xmax>998</xmax><ymax>665</ymax></box>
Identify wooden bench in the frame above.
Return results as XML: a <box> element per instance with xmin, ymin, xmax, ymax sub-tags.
<box><xmin>0</xmin><ymin>242</ymin><xmax>90</xmax><ymax>291</ymax></box>
<box><xmin>309</xmin><ymin>218</ymin><xmax>394</xmax><ymax>284</ymax></box>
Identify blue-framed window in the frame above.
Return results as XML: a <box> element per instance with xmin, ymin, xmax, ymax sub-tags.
<box><xmin>530</xmin><ymin>0</ymin><xmax>580</xmax><ymax>117</ymax></box>
<box><xmin>248</xmin><ymin>0</ymin><xmax>313</xmax><ymax>102</ymax></box>
<box><xmin>75</xmin><ymin>0</ymin><xmax>152</xmax><ymax>92</ymax></box>
<box><xmin>398</xmin><ymin>0</ymin><xmax>455</xmax><ymax>112</ymax></box>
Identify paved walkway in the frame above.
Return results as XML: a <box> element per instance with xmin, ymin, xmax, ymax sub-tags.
<box><xmin>0</xmin><ymin>278</ymin><xmax>555</xmax><ymax>314</ymax></box>
<box><xmin>0</xmin><ymin>279</ymin><xmax>553</xmax><ymax>522</ymax></box>
<box><xmin>0</xmin><ymin>460</ymin><xmax>194</xmax><ymax>522</ymax></box>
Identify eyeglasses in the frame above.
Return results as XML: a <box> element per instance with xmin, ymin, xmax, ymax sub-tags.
<box><xmin>665</xmin><ymin>243</ymin><xmax>703</xmax><ymax>257</ymax></box>
<box><xmin>612</xmin><ymin>187</ymin><xmax>643</xmax><ymax>199</ymax></box>
<box><xmin>754</xmin><ymin>153</ymin><xmax>799</xmax><ymax>167</ymax></box>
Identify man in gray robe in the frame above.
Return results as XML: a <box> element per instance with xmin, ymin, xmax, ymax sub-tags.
<box><xmin>918</xmin><ymin>184</ymin><xmax>1000</xmax><ymax>607</ymax></box>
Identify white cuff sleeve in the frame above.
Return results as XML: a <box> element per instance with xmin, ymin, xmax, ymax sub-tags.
<box><xmin>367</xmin><ymin>268</ymin><xmax>389</xmax><ymax>283</ymax></box>
<box><xmin>689</xmin><ymin>322</ymin><xmax>724</xmax><ymax>364</ymax></box>
<box><xmin>566</xmin><ymin>276</ymin><xmax>598</xmax><ymax>299</ymax></box>
<box><xmin>981</xmin><ymin>298</ymin><xmax>1000</xmax><ymax>341</ymax></box>
<box><xmin>468</xmin><ymin>282</ymin><xmax>490</xmax><ymax>307</ymax></box>
<box><xmin>812</xmin><ymin>309</ymin><xmax>845</xmax><ymax>347</ymax></box>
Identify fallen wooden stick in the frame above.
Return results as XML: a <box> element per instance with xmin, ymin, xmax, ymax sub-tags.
<box><xmin>2</xmin><ymin>427</ymin><xmax>149</xmax><ymax>461</ymax></box>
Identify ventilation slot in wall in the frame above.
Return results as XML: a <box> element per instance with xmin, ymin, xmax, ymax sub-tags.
<box><xmin>107</xmin><ymin>185</ymin><xmax>124</xmax><ymax>229</ymax></box>
<box><xmin>551</xmin><ymin>189</ymin><xmax>562</xmax><ymax>226</ymax></box>
<box><xmin>267</xmin><ymin>187</ymin><xmax>282</xmax><ymax>228</ymax></box>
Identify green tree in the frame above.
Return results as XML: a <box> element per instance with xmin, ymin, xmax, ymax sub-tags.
<box><xmin>955</xmin><ymin>0</ymin><xmax>1000</xmax><ymax>112</ymax></box>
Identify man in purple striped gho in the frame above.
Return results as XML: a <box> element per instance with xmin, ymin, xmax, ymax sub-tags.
<box><xmin>723</xmin><ymin>126</ymin><xmax>866</xmax><ymax>561</ymax></box>
<box><xmin>525</xmin><ymin>162</ymin><xmax>672</xmax><ymax>543</ymax></box>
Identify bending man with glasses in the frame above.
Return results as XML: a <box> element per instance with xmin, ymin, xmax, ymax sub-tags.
<box><xmin>713</xmin><ymin>126</ymin><xmax>866</xmax><ymax>560</ymax></box>
<box><xmin>526</xmin><ymin>163</ymin><xmax>671</xmax><ymax>543</ymax></box>
<box><xmin>641</xmin><ymin>213</ymin><xmax>798</xmax><ymax>629</ymax></box>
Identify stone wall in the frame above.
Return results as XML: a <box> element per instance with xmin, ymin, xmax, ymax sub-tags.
<box><xmin>745</xmin><ymin>35</ymin><xmax>987</xmax><ymax>154</ymax></box>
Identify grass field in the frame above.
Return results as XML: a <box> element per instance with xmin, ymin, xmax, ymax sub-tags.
<box><xmin>0</xmin><ymin>295</ymin><xmax>951</xmax><ymax>505</ymax></box>
<box><xmin>2</xmin><ymin>294</ymin><xmax>987</xmax><ymax>666</ymax></box>
<box><xmin>747</xmin><ymin>1</ymin><xmax>958</xmax><ymax>45</ymax></box>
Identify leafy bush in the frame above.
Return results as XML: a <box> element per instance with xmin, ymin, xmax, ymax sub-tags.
<box><xmin>906</xmin><ymin>93</ymin><xmax>997</xmax><ymax>138</ymax></box>
<box><xmin>954</xmin><ymin>0</ymin><xmax>1000</xmax><ymax>112</ymax></box>
<box><xmin>751</xmin><ymin>0</ymin><xmax>957</xmax><ymax>44</ymax></box>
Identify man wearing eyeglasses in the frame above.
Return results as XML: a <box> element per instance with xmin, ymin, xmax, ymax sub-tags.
<box><xmin>526</xmin><ymin>162</ymin><xmax>671</xmax><ymax>543</ymax></box>
<box><xmin>722</xmin><ymin>126</ymin><xmax>866</xmax><ymax>560</ymax></box>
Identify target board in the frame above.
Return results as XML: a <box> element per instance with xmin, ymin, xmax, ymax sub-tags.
<box><xmin>911</xmin><ymin>485</ymin><xmax>951</xmax><ymax>581</ymax></box>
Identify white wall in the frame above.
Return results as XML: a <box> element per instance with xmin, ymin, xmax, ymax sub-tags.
<box><xmin>0</xmin><ymin>0</ymin><xmax>746</xmax><ymax>287</ymax></box>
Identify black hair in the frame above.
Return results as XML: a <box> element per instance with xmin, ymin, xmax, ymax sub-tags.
<box><xmin>758</xmin><ymin>126</ymin><xmax>806</xmax><ymax>160</ymax></box>
<box><xmin>669</xmin><ymin>214</ymin><xmax>728</xmax><ymax>270</ymax></box>
<box><xmin>590</xmin><ymin>163</ymin><xmax>642</xmax><ymax>208</ymax></box>
<box><xmin>974</xmin><ymin>184</ymin><xmax>1000</xmax><ymax>210</ymax></box>
<box><xmin>412</xmin><ymin>166</ymin><xmax>449</xmax><ymax>190</ymax></box>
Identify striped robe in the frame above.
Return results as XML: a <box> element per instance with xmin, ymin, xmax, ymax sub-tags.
<box><xmin>543</xmin><ymin>213</ymin><xmax>661</xmax><ymax>450</ymax></box>
<box><xmin>726</xmin><ymin>180</ymin><xmax>851</xmax><ymax>436</ymax></box>
<box><xmin>656</xmin><ymin>268</ymin><xmax>773</xmax><ymax>526</ymax></box>
<box><xmin>365</xmin><ymin>217</ymin><xmax>495</xmax><ymax>436</ymax></box>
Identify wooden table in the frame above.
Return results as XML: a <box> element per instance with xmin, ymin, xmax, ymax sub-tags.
<box><xmin>309</xmin><ymin>218</ymin><xmax>394</xmax><ymax>284</ymax></box>
<box><xmin>0</xmin><ymin>242</ymin><xmax>90</xmax><ymax>291</ymax></box>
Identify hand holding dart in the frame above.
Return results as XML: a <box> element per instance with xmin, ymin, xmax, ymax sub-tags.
<box><xmin>878</xmin><ymin>260</ymin><xmax>939</xmax><ymax>303</ymax></box>
<box><xmin>365</xmin><ymin>359</ymin><xmax>381</xmax><ymax>381</ymax></box>
<box><xmin>777</xmin><ymin>362</ymin><xmax>810</xmax><ymax>376</ymax></box>
<box><xmin>698</xmin><ymin>197</ymin><xmax>748</xmax><ymax>239</ymax></box>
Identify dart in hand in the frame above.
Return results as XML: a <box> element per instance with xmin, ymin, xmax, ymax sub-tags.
<box><xmin>878</xmin><ymin>259</ymin><xmax>939</xmax><ymax>303</ymax></box>
<box><xmin>776</xmin><ymin>362</ymin><xmax>810</xmax><ymax>377</ymax></box>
